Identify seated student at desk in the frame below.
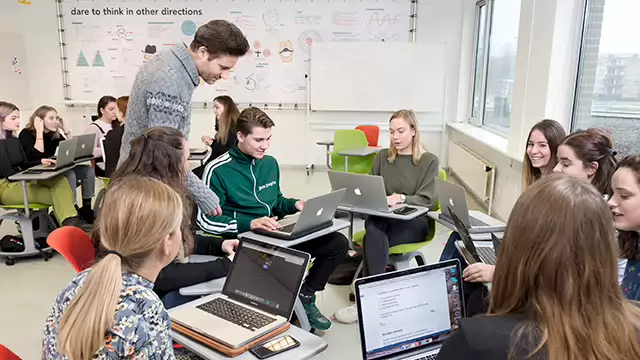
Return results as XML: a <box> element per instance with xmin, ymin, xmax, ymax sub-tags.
<box><xmin>193</xmin><ymin>95</ymin><xmax>240</xmax><ymax>179</ymax></box>
<box><xmin>43</xmin><ymin>177</ymin><xmax>192</xmax><ymax>358</ymax></box>
<box><xmin>334</xmin><ymin>109</ymin><xmax>439</xmax><ymax>324</ymax></box>
<box><xmin>197</xmin><ymin>107</ymin><xmax>349</xmax><ymax>331</ymax></box>
<box><xmin>103</xmin><ymin>95</ymin><xmax>128</xmax><ymax>178</ymax></box>
<box><xmin>84</xmin><ymin>96</ymin><xmax>118</xmax><ymax>177</ymax></box>
<box><xmin>18</xmin><ymin>105</ymin><xmax>96</xmax><ymax>223</ymax></box>
<box><xmin>0</xmin><ymin>101</ymin><xmax>90</xmax><ymax>231</ymax></box>
<box><xmin>97</xmin><ymin>127</ymin><xmax>238</xmax><ymax>309</ymax></box>
<box><xmin>608</xmin><ymin>155</ymin><xmax>640</xmax><ymax>300</ymax></box>
<box><xmin>437</xmin><ymin>174</ymin><xmax>640</xmax><ymax>360</ymax></box>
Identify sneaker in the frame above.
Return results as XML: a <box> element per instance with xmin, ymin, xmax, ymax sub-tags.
<box><xmin>61</xmin><ymin>216</ymin><xmax>93</xmax><ymax>233</ymax></box>
<box><xmin>333</xmin><ymin>304</ymin><xmax>358</xmax><ymax>324</ymax></box>
<box><xmin>300</xmin><ymin>294</ymin><xmax>332</xmax><ymax>331</ymax></box>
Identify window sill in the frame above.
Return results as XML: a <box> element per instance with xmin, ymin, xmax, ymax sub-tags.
<box><xmin>447</xmin><ymin>122</ymin><xmax>522</xmax><ymax>163</ymax></box>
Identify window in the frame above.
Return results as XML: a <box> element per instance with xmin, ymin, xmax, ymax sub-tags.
<box><xmin>573</xmin><ymin>0</ymin><xmax>640</xmax><ymax>156</ymax></box>
<box><xmin>470</xmin><ymin>0</ymin><xmax>521</xmax><ymax>134</ymax></box>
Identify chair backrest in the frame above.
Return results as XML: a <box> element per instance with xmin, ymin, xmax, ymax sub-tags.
<box><xmin>47</xmin><ymin>226</ymin><xmax>96</xmax><ymax>273</ymax></box>
<box><xmin>331</xmin><ymin>130</ymin><xmax>373</xmax><ymax>173</ymax></box>
<box><xmin>355</xmin><ymin>125</ymin><xmax>380</xmax><ymax>147</ymax></box>
<box><xmin>0</xmin><ymin>345</ymin><xmax>22</xmax><ymax>360</ymax></box>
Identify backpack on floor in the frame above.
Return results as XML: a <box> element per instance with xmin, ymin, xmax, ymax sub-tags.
<box><xmin>0</xmin><ymin>235</ymin><xmax>24</xmax><ymax>253</ymax></box>
<box><xmin>328</xmin><ymin>250</ymin><xmax>363</xmax><ymax>286</ymax></box>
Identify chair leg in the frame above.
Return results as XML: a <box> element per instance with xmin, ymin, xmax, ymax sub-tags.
<box><xmin>294</xmin><ymin>298</ymin><xmax>312</xmax><ymax>332</ymax></box>
<box><xmin>350</xmin><ymin>260</ymin><xmax>364</xmax><ymax>296</ymax></box>
<box><xmin>415</xmin><ymin>253</ymin><xmax>426</xmax><ymax>266</ymax></box>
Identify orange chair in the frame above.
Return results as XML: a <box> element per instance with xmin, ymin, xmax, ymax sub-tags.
<box><xmin>355</xmin><ymin>125</ymin><xmax>380</xmax><ymax>147</ymax></box>
<box><xmin>0</xmin><ymin>345</ymin><xmax>22</xmax><ymax>360</ymax></box>
<box><xmin>47</xmin><ymin>226</ymin><xmax>96</xmax><ymax>273</ymax></box>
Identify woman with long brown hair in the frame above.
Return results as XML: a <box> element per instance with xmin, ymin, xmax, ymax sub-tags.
<box><xmin>522</xmin><ymin>119</ymin><xmax>566</xmax><ymax>189</ymax></box>
<box><xmin>437</xmin><ymin>174</ymin><xmax>640</xmax><ymax>360</ymax></box>
<box><xmin>193</xmin><ymin>95</ymin><xmax>240</xmax><ymax>178</ymax></box>
<box><xmin>105</xmin><ymin>126</ymin><xmax>237</xmax><ymax>308</ymax></box>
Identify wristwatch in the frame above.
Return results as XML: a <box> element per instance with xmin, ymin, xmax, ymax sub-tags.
<box><xmin>400</xmin><ymin>194</ymin><xmax>406</xmax><ymax>203</ymax></box>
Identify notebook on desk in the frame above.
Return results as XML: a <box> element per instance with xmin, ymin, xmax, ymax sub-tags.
<box><xmin>170</xmin><ymin>239</ymin><xmax>310</xmax><ymax>349</ymax></box>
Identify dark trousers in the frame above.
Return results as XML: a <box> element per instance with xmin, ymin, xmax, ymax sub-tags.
<box><xmin>293</xmin><ymin>232</ymin><xmax>349</xmax><ymax>293</ymax></box>
<box><xmin>439</xmin><ymin>232</ymin><xmax>489</xmax><ymax>316</ymax></box>
<box><xmin>363</xmin><ymin>215</ymin><xmax>430</xmax><ymax>277</ymax></box>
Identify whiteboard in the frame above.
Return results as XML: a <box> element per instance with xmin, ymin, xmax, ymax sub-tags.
<box><xmin>0</xmin><ymin>33</ymin><xmax>30</xmax><ymax>109</ymax></box>
<box><xmin>310</xmin><ymin>42</ymin><xmax>445</xmax><ymax>112</ymax></box>
<box><xmin>60</xmin><ymin>0</ymin><xmax>412</xmax><ymax>104</ymax></box>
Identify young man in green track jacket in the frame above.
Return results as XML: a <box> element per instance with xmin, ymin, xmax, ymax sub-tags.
<box><xmin>197</xmin><ymin>107</ymin><xmax>349</xmax><ymax>331</ymax></box>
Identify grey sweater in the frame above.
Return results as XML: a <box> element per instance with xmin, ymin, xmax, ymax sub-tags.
<box><xmin>370</xmin><ymin>149</ymin><xmax>440</xmax><ymax>208</ymax></box>
<box><xmin>119</xmin><ymin>43</ymin><xmax>220</xmax><ymax>213</ymax></box>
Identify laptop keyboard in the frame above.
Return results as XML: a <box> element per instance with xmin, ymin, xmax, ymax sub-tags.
<box><xmin>277</xmin><ymin>223</ymin><xmax>296</xmax><ymax>234</ymax></box>
<box><xmin>469</xmin><ymin>216</ymin><xmax>489</xmax><ymax>227</ymax></box>
<box><xmin>196</xmin><ymin>298</ymin><xmax>277</xmax><ymax>332</ymax></box>
<box><xmin>477</xmin><ymin>247</ymin><xmax>497</xmax><ymax>265</ymax></box>
<box><xmin>414</xmin><ymin>353</ymin><xmax>438</xmax><ymax>360</ymax></box>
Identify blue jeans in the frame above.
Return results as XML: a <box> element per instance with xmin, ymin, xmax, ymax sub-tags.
<box><xmin>63</xmin><ymin>164</ymin><xmax>96</xmax><ymax>203</ymax></box>
<box><xmin>162</xmin><ymin>290</ymin><xmax>199</xmax><ymax>309</ymax></box>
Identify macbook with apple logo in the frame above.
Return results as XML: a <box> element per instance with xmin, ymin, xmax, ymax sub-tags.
<box><xmin>252</xmin><ymin>188</ymin><xmax>346</xmax><ymax>240</ymax></box>
<box><xmin>327</xmin><ymin>171</ymin><xmax>407</xmax><ymax>213</ymax></box>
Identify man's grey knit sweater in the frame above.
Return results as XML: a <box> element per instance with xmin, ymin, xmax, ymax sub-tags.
<box><xmin>119</xmin><ymin>43</ymin><xmax>220</xmax><ymax>213</ymax></box>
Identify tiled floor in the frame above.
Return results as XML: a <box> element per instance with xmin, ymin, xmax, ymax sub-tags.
<box><xmin>0</xmin><ymin>168</ymin><xmax>478</xmax><ymax>359</ymax></box>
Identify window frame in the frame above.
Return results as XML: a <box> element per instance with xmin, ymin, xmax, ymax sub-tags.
<box><xmin>469</xmin><ymin>0</ymin><xmax>492</xmax><ymax>127</ymax></box>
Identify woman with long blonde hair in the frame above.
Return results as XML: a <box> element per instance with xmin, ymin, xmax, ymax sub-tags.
<box><xmin>334</xmin><ymin>109</ymin><xmax>440</xmax><ymax>324</ymax></box>
<box><xmin>43</xmin><ymin>177</ymin><xmax>184</xmax><ymax>358</ymax></box>
<box><xmin>437</xmin><ymin>174</ymin><xmax>640</xmax><ymax>360</ymax></box>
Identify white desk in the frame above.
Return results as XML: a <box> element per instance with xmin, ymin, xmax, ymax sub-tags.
<box><xmin>427</xmin><ymin>211</ymin><xmax>504</xmax><ymax>240</ymax></box>
<box><xmin>8</xmin><ymin>165</ymin><xmax>77</xmax><ymax>217</ymax></box>
<box><xmin>179</xmin><ymin>255</ymin><xmax>227</xmax><ymax>296</ymax></box>
<box><xmin>337</xmin><ymin>146</ymin><xmax>381</xmax><ymax>172</ymax></box>
<box><xmin>337</xmin><ymin>205</ymin><xmax>429</xmax><ymax>242</ymax></box>
<box><xmin>172</xmin><ymin>320</ymin><xmax>328</xmax><ymax>360</ymax></box>
<box><xmin>316</xmin><ymin>140</ymin><xmax>334</xmax><ymax>170</ymax></box>
<box><xmin>189</xmin><ymin>149</ymin><xmax>209</xmax><ymax>166</ymax></box>
<box><xmin>238</xmin><ymin>219</ymin><xmax>350</xmax><ymax>248</ymax></box>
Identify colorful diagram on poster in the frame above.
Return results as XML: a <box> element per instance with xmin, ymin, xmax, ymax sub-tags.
<box><xmin>77</xmin><ymin>51</ymin><xmax>89</xmax><ymax>67</ymax></box>
<box><xmin>93</xmin><ymin>51</ymin><xmax>105</xmax><ymax>67</ymax></box>
<box><xmin>297</xmin><ymin>30</ymin><xmax>322</xmax><ymax>54</ymax></box>
<box><xmin>18</xmin><ymin>0</ymin><xmax>32</xmax><ymax>5</ymax></box>
<box><xmin>279</xmin><ymin>40</ymin><xmax>293</xmax><ymax>63</ymax></box>
<box><xmin>142</xmin><ymin>45</ymin><xmax>157</xmax><ymax>63</ymax></box>
<box><xmin>12</xmin><ymin>57</ymin><xmax>23</xmax><ymax>75</ymax></box>
<box><xmin>181</xmin><ymin>20</ymin><xmax>197</xmax><ymax>36</ymax></box>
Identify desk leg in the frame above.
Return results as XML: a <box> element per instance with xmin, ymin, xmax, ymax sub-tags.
<box><xmin>344</xmin><ymin>155</ymin><xmax>349</xmax><ymax>173</ymax></box>
<box><xmin>325</xmin><ymin>145</ymin><xmax>332</xmax><ymax>170</ymax></box>
<box><xmin>20</xmin><ymin>180</ymin><xmax>30</xmax><ymax>217</ymax></box>
<box><xmin>200</xmin><ymin>159</ymin><xmax>205</xmax><ymax>166</ymax></box>
<box><xmin>348</xmin><ymin>211</ymin><xmax>354</xmax><ymax>246</ymax></box>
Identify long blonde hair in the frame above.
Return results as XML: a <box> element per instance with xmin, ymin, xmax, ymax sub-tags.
<box><xmin>387</xmin><ymin>109</ymin><xmax>425</xmax><ymax>165</ymax></box>
<box><xmin>0</xmin><ymin>101</ymin><xmax>19</xmax><ymax>140</ymax></box>
<box><xmin>491</xmin><ymin>174</ymin><xmax>640</xmax><ymax>360</ymax></box>
<box><xmin>25</xmin><ymin>105</ymin><xmax>61</xmax><ymax>139</ymax></box>
<box><xmin>57</xmin><ymin>177</ymin><xmax>183</xmax><ymax>359</ymax></box>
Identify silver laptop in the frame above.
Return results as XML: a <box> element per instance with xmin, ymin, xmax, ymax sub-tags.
<box><xmin>253</xmin><ymin>188</ymin><xmax>346</xmax><ymax>240</ymax></box>
<box><xmin>449</xmin><ymin>207</ymin><xmax>500</xmax><ymax>266</ymax></box>
<box><xmin>434</xmin><ymin>177</ymin><xmax>505</xmax><ymax>234</ymax></box>
<box><xmin>356</xmin><ymin>260</ymin><xmax>464</xmax><ymax>360</ymax></box>
<box><xmin>328</xmin><ymin>171</ymin><xmax>406</xmax><ymax>212</ymax></box>
<box><xmin>30</xmin><ymin>138</ymin><xmax>77</xmax><ymax>171</ymax></box>
<box><xmin>74</xmin><ymin>133</ymin><xmax>95</xmax><ymax>161</ymax></box>
<box><xmin>170</xmin><ymin>239</ymin><xmax>310</xmax><ymax>349</ymax></box>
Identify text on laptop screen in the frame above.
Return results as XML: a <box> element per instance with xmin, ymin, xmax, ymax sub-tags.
<box><xmin>359</xmin><ymin>264</ymin><xmax>462</xmax><ymax>360</ymax></box>
<box><xmin>224</xmin><ymin>242</ymin><xmax>306</xmax><ymax>317</ymax></box>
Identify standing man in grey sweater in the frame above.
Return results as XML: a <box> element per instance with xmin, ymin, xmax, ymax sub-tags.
<box><xmin>120</xmin><ymin>20</ymin><xmax>250</xmax><ymax>215</ymax></box>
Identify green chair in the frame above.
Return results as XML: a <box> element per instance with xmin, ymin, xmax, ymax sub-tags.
<box><xmin>94</xmin><ymin>177</ymin><xmax>110</xmax><ymax>218</ymax></box>
<box><xmin>352</xmin><ymin>169</ymin><xmax>447</xmax><ymax>273</ymax></box>
<box><xmin>0</xmin><ymin>201</ymin><xmax>56</xmax><ymax>266</ymax></box>
<box><xmin>329</xmin><ymin>130</ymin><xmax>377</xmax><ymax>174</ymax></box>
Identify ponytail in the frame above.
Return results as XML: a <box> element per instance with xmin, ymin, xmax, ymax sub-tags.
<box><xmin>58</xmin><ymin>253</ymin><xmax>122</xmax><ymax>359</ymax></box>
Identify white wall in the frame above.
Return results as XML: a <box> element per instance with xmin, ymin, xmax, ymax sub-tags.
<box><xmin>0</xmin><ymin>0</ymin><xmax>466</xmax><ymax>167</ymax></box>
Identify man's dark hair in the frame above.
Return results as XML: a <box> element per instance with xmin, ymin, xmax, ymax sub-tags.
<box><xmin>236</xmin><ymin>107</ymin><xmax>275</xmax><ymax>136</ymax></box>
<box><xmin>190</xmin><ymin>20</ymin><xmax>250</xmax><ymax>59</ymax></box>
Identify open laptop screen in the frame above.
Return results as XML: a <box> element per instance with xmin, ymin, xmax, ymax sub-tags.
<box><xmin>357</xmin><ymin>262</ymin><xmax>463</xmax><ymax>360</ymax></box>
<box><xmin>223</xmin><ymin>240</ymin><xmax>310</xmax><ymax>319</ymax></box>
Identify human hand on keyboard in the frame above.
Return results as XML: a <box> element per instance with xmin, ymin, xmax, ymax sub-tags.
<box><xmin>463</xmin><ymin>263</ymin><xmax>495</xmax><ymax>283</ymax></box>
<box><xmin>250</xmin><ymin>216</ymin><xmax>280</xmax><ymax>232</ymax></box>
<box><xmin>41</xmin><ymin>159</ymin><xmax>56</xmax><ymax>167</ymax></box>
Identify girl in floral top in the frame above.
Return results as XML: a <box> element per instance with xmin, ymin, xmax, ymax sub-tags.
<box><xmin>43</xmin><ymin>176</ymin><xmax>184</xmax><ymax>359</ymax></box>
<box><xmin>609</xmin><ymin>155</ymin><xmax>640</xmax><ymax>301</ymax></box>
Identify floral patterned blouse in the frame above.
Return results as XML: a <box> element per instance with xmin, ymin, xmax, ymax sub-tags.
<box><xmin>42</xmin><ymin>270</ymin><xmax>176</xmax><ymax>359</ymax></box>
<box><xmin>622</xmin><ymin>259</ymin><xmax>640</xmax><ymax>301</ymax></box>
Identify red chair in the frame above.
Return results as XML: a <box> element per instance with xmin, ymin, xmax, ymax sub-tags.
<box><xmin>47</xmin><ymin>226</ymin><xmax>96</xmax><ymax>273</ymax></box>
<box><xmin>355</xmin><ymin>125</ymin><xmax>380</xmax><ymax>147</ymax></box>
<box><xmin>0</xmin><ymin>345</ymin><xmax>22</xmax><ymax>360</ymax></box>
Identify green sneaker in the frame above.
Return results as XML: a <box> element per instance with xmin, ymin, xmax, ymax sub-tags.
<box><xmin>300</xmin><ymin>295</ymin><xmax>332</xmax><ymax>331</ymax></box>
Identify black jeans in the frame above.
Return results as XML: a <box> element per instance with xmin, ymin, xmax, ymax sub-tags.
<box><xmin>292</xmin><ymin>232</ymin><xmax>349</xmax><ymax>293</ymax></box>
<box><xmin>363</xmin><ymin>215</ymin><xmax>430</xmax><ymax>277</ymax></box>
